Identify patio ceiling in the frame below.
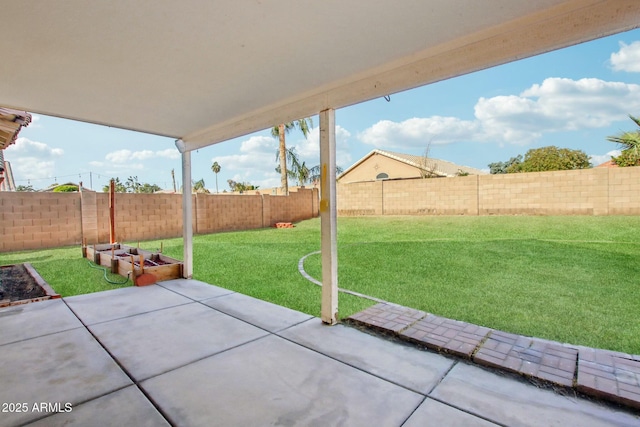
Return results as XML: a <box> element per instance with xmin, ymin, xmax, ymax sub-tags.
<box><xmin>1</xmin><ymin>1</ymin><xmax>638</xmax><ymax>152</ymax></box>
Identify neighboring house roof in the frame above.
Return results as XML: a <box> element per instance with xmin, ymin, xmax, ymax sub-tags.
<box><xmin>596</xmin><ymin>160</ymin><xmax>618</xmax><ymax>168</ymax></box>
<box><xmin>0</xmin><ymin>107</ymin><xmax>32</xmax><ymax>149</ymax></box>
<box><xmin>339</xmin><ymin>149</ymin><xmax>486</xmax><ymax>182</ymax></box>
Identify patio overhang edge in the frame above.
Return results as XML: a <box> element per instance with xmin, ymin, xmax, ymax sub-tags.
<box><xmin>177</xmin><ymin>0</ymin><xmax>640</xmax><ymax>152</ymax></box>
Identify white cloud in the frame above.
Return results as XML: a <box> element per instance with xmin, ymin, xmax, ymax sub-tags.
<box><xmin>6</xmin><ymin>137</ymin><xmax>63</xmax><ymax>157</ymax></box>
<box><xmin>589</xmin><ymin>150</ymin><xmax>621</xmax><ymax>166</ymax></box>
<box><xmin>211</xmin><ymin>128</ymin><xmax>354</xmax><ymax>190</ymax></box>
<box><xmin>156</xmin><ymin>148</ymin><xmax>181</xmax><ymax>159</ymax></box>
<box><xmin>3</xmin><ymin>137</ymin><xmax>63</xmax><ymax>179</ymax></box>
<box><xmin>358</xmin><ymin>77</ymin><xmax>640</xmax><ymax>148</ymax></box>
<box><xmin>105</xmin><ymin>150</ymin><xmax>132</xmax><ymax>163</ymax></box>
<box><xmin>104</xmin><ymin>148</ymin><xmax>180</xmax><ymax>164</ymax></box>
<box><xmin>610</xmin><ymin>41</ymin><xmax>640</xmax><ymax>72</ymax></box>
<box><xmin>213</xmin><ymin>135</ymin><xmax>277</xmax><ymax>170</ymax></box>
<box><xmin>297</xmin><ymin>126</ymin><xmax>352</xmax><ymax>169</ymax></box>
<box><xmin>212</xmin><ymin>136</ymin><xmax>279</xmax><ymax>189</ymax></box>
<box><xmin>359</xmin><ymin>117</ymin><xmax>479</xmax><ymax>148</ymax></box>
<box><xmin>519</xmin><ymin>78</ymin><xmax>639</xmax><ymax>128</ymax></box>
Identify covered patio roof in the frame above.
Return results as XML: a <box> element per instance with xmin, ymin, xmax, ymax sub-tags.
<box><xmin>0</xmin><ymin>1</ymin><xmax>638</xmax><ymax>151</ymax></box>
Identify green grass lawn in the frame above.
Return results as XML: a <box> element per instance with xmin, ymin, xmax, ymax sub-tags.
<box><xmin>1</xmin><ymin>215</ymin><xmax>639</xmax><ymax>354</ymax></box>
<box><xmin>304</xmin><ymin>216</ymin><xmax>640</xmax><ymax>354</ymax></box>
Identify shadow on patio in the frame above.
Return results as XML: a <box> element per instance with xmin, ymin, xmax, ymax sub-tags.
<box><xmin>1</xmin><ymin>279</ymin><xmax>637</xmax><ymax>426</ymax></box>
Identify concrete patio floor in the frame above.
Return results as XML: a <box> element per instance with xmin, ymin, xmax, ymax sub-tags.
<box><xmin>0</xmin><ymin>279</ymin><xmax>638</xmax><ymax>427</ymax></box>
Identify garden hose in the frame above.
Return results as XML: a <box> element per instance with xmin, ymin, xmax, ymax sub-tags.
<box><xmin>87</xmin><ymin>260</ymin><xmax>131</xmax><ymax>285</ymax></box>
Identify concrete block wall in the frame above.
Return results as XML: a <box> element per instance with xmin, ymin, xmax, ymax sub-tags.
<box><xmin>337</xmin><ymin>167</ymin><xmax>640</xmax><ymax>217</ymax></box>
<box><xmin>609</xmin><ymin>166</ymin><xmax>640</xmax><ymax>214</ymax></box>
<box><xmin>0</xmin><ymin>192</ymin><xmax>82</xmax><ymax>251</ymax></box>
<box><xmin>1</xmin><ymin>188</ymin><xmax>320</xmax><ymax>252</ymax></box>
<box><xmin>383</xmin><ymin>176</ymin><xmax>478</xmax><ymax>215</ymax></box>
<box><xmin>337</xmin><ymin>181</ymin><xmax>383</xmax><ymax>216</ymax></box>
<box><xmin>91</xmin><ymin>193</ymin><xmax>189</xmax><ymax>244</ymax></box>
<box><xmin>114</xmin><ymin>193</ymin><xmax>187</xmax><ymax>243</ymax></box>
<box><xmin>196</xmin><ymin>193</ymin><xmax>263</xmax><ymax>233</ymax></box>
<box><xmin>478</xmin><ymin>168</ymin><xmax>609</xmax><ymax>215</ymax></box>
<box><xmin>80</xmin><ymin>190</ymin><xmax>99</xmax><ymax>244</ymax></box>
<box><xmin>266</xmin><ymin>188</ymin><xmax>319</xmax><ymax>226</ymax></box>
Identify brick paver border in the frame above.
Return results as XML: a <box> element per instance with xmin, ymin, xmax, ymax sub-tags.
<box><xmin>400</xmin><ymin>314</ymin><xmax>491</xmax><ymax>359</ymax></box>
<box><xmin>577</xmin><ymin>348</ymin><xmax>640</xmax><ymax>410</ymax></box>
<box><xmin>346</xmin><ymin>302</ymin><xmax>640</xmax><ymax>411</ymax></box>
<box><xmin>474</xmin><ymin>330</ymin><xmax>577</xmax><ymax>387</ymax></box>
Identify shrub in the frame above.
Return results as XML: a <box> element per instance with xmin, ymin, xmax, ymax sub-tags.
<box><xmin>52</xmin><ymin>184</ymin><xmax>79</xmax><ymax>192</ymax></box>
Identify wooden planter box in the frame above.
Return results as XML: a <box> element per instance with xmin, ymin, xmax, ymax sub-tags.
<box><xmin>83</xmin><ymin>243</ymin><xmax>183</xmax><ymax>286</ymax></box>
<box><xmin>0</xmin><ymin>263</ymin><xmax>61</xmax><ymax>308</ymax></box>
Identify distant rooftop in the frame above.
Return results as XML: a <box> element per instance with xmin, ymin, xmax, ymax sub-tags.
<box><xmin>372</xmin><ymin>149</ymin><xmax>487</xmax><ymax>177</ymax></box>
<box><xmin>0</xmin><ymin>107</ymin><xmax>32</xmax><ymax>149</ymax></box>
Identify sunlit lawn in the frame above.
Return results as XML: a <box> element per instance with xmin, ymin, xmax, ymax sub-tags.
<box><xmin>2</xmin><ymin>215</ymin><xmax>639</xmax><ymax>353</ymax></box>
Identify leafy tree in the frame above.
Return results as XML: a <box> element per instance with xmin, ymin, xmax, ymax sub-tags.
<box><xmin>517</xmin><ymin>146</ymin><xmax>591</xmax><ymax>172</ymax></box>
<box><xmin>53</xmin><ymin>184</ymin><xmax>78</xmax><ymax>192</ymax></box>
<box><xmin>138</xmin><ymin>183</ymin><xmax>161</xmax><ymax>193</ymax></box>
<box><xmin>488</xmin><ymin>155</ymin><xmax>522</xmax><ymax>174</ymax></box>
<box><xmin>102</xmin><ymin>176</ymin><xmax>160</xmax><ymax>193</ymax></box>
<box><xmin>125</xmin><ymin>176</ymin><xmax>141</xmax><ymax>193</ymax></box>
<box><xmin>15</xmin><ymin>185</ymin><xmax>35</xmax><ymax>192</ymax></box>
<box><xmin>607</xmin><ymin>114</ymin><xmax>640</xmax><ymax>167</ymax></box>
<box><xmin>103</xmin><ymin>177</ymin><xmax>127</xmax><ymax>193</ymax></box>
<box><xmin>227</xmin><ymin>179</ymin><xmax>259</xmax><ymax>193</ymax></box>
<box><xmin>271</xmin><ymin>118</ymin><xmax>313</xmax><ymax>195</ymax></box>
<box><xmin>490</xmin><ymin>147</ymin><xmax>590</xmax><ymax>173</ymax></box>
<box><xmin>211</xmin><ymin>161</ymin><xmax>221</xmax><ymax>193</ymax></box>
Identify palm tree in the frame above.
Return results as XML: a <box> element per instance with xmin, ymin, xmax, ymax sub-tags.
<box><xmin>211</xmin><ymin>161</ymin><xmax>221</xmax><ymax>193</ymax></box>
<box><xmin>308</xmin><ymin>164</ymin><xmax>344</xmax><ymax>187</ymax></box>
<box><xmin>607</xmin><ymin>114</ymin><xmax>640</xmax><ymax>166</ymax></box>
<box><xmin>275</xmin><ymin>146</ymin><xmax>306</xmax><ymax>185</ymax></box>
<box><xmin>271</xmin><ymin>118</ymin><xmax>313</xmax><ymax>195</ymax></box>
<box><xmin>296</xmin><ymin>162</ymin><xmax>310</xmax><ymax>186</ymax></box>
<box><xmin>192</xmin><ymin>178</ymin><xmax>209</xmax><ymax>193</ymax></box>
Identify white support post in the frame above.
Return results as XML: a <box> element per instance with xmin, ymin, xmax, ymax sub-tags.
<box><xmin>181</xmin><ymin>150</ymin><xmax>193</xmax><ymax>279</ymax></box>
<box><xmin>319</xmin><ymin>108</ymin><xmax>338</xmax><ymax>324</ymax></box>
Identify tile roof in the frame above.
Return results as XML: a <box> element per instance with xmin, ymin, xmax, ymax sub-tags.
<box><xmin>0</xmin><ymin>107</ymin><xmax>32</xmax><ymax>149</ymax></box>
<box><xmin>339</xmin><ymin>149</ymin><xmax>486</xmax><ymax>181</ymax></box>
<box><xmin>374</xmin><ymin>149</ymin><xmax>486</xmax><ymax>177</ymax></box>
<box><xmin>596</xmin><ymin>160</ymin><xmax>618</xmax><ymax>168</ymax></box>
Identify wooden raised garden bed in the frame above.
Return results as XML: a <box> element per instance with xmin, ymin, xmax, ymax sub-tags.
<box><xmin>0</xmin><ymin>263</ymin><xmax>61</xmax><ymax>308</ymax></box>
<box><xmin>83</xmin><ymin>243</ymin><xmax>183</xmax><ymax>286</ymax></box>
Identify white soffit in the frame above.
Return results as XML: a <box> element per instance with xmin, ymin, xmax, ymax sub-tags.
<box><xmin>0</xmin><ymin>1</ymin><xmax>638</xmax><ymax>152</ymax></box>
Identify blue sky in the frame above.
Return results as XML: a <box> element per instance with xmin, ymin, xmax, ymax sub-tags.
<box><xmin>5</xmin><ymin>29</ymin><xmax>640</xmax><ymax>192</ymax></box>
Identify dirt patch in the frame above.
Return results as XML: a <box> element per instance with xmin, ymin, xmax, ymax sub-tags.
<box><xmin>0</xmin><ymin>264</ymin><xmax>47</xmax><ymax>302</ymax></box>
